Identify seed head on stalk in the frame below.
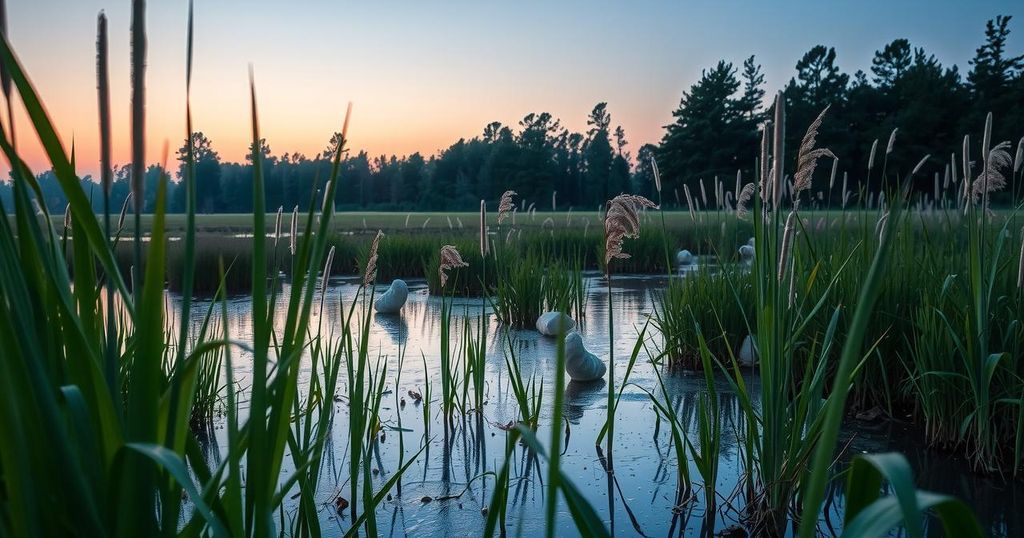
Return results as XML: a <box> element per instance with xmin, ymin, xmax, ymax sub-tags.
<box><xmin>497</xmin><ymin>190</ymin><xmax>516</xmax><ymax>225</ymax></box>
<box><xmin>364</xmin><ymin>230</ymin><xmax>384</xmax><ymax>286</ymax></box>
<box><xmin>604</xmin><ymin>194</ymin><xmax>657</xmax><ymax>273</ymax></box>
<box><xmin>439</xmin><ymin>245</ymin><xmax>468</xmax><ymax>288</ymax></box>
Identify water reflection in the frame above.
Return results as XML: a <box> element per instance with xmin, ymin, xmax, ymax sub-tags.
<box><xmin>164</xmin><ymin>274</ymin><xmax>1022</xmax><ymax>537</ymax></box>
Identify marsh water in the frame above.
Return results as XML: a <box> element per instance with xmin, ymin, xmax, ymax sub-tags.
<box><xmin>174</xmin><ymin>274</ymin><xmax>1022</xmax><ymax>537</ymax></box>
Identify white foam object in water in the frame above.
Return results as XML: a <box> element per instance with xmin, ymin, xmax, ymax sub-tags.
<box><xmin>739</xmin><ymin>334</ymin><xmax>757</xmax><ymax>366</ymax></box>
<box><xmin>536</xmin><ymin>311</ymin><xmax>575</xmax><ymax>336</ymax></box>
<box><xmin>565</xmin><ymin>332</ymin><xmax>606</xmax><ymax>381</ymax></box>
<box><xmin>739</xmin><ymin>244</ymin><xmax>755</xmax><ymax>262</ymax></box>
<box><xmin>676</xmin><ymin>249</ymin><xmax>695</xmax><ymax>267</ymax></box>
<box><xmin>374</xmin><ymin>279</ymin><xmax>409</xmax><ymax>314</ymax></box>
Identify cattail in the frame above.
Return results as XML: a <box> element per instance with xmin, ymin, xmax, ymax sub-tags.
<box><xmin>651</xmin><ymin>156</ymin><xmax>662</xmax><ymax>193</ymax></box>
<box><xmin>363</xmin><ymin>230</ymin><xmax>383</xmax><ymax>286</ymax></box>
<box><xmin>479</xmin><ymin>200</ymin><xmax>488</xmax><ymax>257</ymax></box>
<box><xmin>982</xmin><ymin>112</ymin><xmax>992</xmax><ymax>164</ymax></box>
<box><xmin>321</xmin><ymin>245</ymin><xmax>336</xmax><ymax>298</ymax></box>
<box><xmin>97</xmin><ymin>12</ymin><xmax>112</xmax><ymax>197</ymax></box>
<box><xmin>734</xmin><ymin>170</ymin><xmax>742</xmax><ymax>206</ymax></box>
<box><xmin>867</xmin><ymin>139</ymin><xmax>878</xmax><ymax>171</ymax></box>
<box><xmin>439</xmin><ymin>245</ymin><xmax>468</xmax><ymax>288</ymax></box>
<box><xmin>714</xmin><ymin>177</ymin><xmax>722</xmax><ymax>209</ymax></box>
<box><xmin>772</xmin><ymin>92</ymin><xmax>785</xmax><ymax>210</ymax></box>
<box><xmin>673</xmin><ymin>188</ymin><xmax>680</xmax><ymax>206</ymax></box>
<box><xmin>683</xmin><ymin>184</ymin><xmax>696</xmax><ymax>222</ymax></box>
<box><xmin>273</xmin><ymin>205</ymin><xmax>283</xmax><ymax>248</ymax></box>
<box><xmin>699</xmin><ymin>178</ymin><xmax>708</xmax><ymax>207</ymax></box>
<box><xmin>875</xmin><ymin>211</ymin><xmax>890</xmax><ymax>241</ymax></box>
<box><xmin>912</xmin><ymin>154</ymin><xmax>930</xmax><ymax>176</ymax></box>
<box><xmin>404</xmin><ymin>213</ymin><xmax>411</xmax><ymax>228</ymax></box>
<box><xmin>604</xmin><ymin>194</ymin><xmax>657</xmax><ymax>272</ymax></box>
<box><xmin>130</xmin><ymin>0</ymin><xmax>146</xmax><ymax>211</ymax></box>
<box><xmin>1017</xmin><ymin>226</ymin><xmax>1024</xmax><ymax>290</ymax></box>
<box><xmin>886</xmin><ymin>128</ymin><xmax>898</xmax><ymax>155</ymax></box>
<box><xmin>828</xmin><ymin>157</ymin><xmax>838</xmax><ymax>190</ymax></box>
<box><xmin>779</xmin><ymin>210</ymin><xmax>797</xmax><ymax>283</ymax></box>
<box><xmin>736</xmin><ymin>183</ymin><xmax>755</xmax><ymax>218</ymax></box>
<box><xmin>933</xmin><ymin>173</ymin><xmax>939</xmax><ymax>203</ymax></box>
<box><xmin>943</xmin><ymin>164</ymin><xmax>951</xmax><ymax>189</ymax></box>
<box><xmin>841</xmin><ymin>172</ymin><xmax>849</xmax><ymax>209</ymax></box>
<box><xmin>759</xmin><ymin>121</ymin><xmax>771</xmax><ymax>194</ymax></box>
<box><xmin>289</xmin><ymin>205</ymin><xmax>298</xmax><ymax>255</ymax></box>
<box><xmin>792</xmin><ymin>105</ymin><xmax>834</xmax><ymax>205</ymax></box>
<box><xmin>497</xmin><ymin>190</ymin><xmax>516</xmax><ymax>225</ymax></box>
<box><xmin>552</xmin><ymin>191</ymin><xmax>557</xmax><ymax>211</ymax></box>
<box><xmin>117</xmin><ymin>193</ymin><xmax>132</xmax><ymax>232</ymax></box>
<box><xmin>422</xmin><ymin>217</ymin><xmax>431</xmax><ymax>229</ymax></box>
<box><xmin>1014</xmin><ymin>137</ymin><xmax>1023</xmax><ymax>174</ymax></box>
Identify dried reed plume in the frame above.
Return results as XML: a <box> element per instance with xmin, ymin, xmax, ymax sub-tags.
<box><xmin>651</xmin><ymin>156</ymin><xmax>663</xmax><ymax>193</ymax></box>
<box><xmin>792</xmin><ymin>106</ymin><xmax>835</xmax><ymax>205</ymax></box>
<box><xmin>736</xmin><ymin>182</ymin><xmax>755</xmax><ymax>218</ymax></box>
<box><xmin>439</xmin><ymin>245</ymin><xmax>468</xmax><ymax>288</ymax></box>
<box><xmin>364</xmin><ymin>230</ymin><xmax>384</xmax><ymax>286</ymax></box>
<box><xmin>289</xmin><ymin>205</ymin><xmax>298</xmax><ymax>255</ymax></box>
<box><xmin>479</xmin><ymin>200</ymin><xmax>488</xmax><ymax>256</ymax></box>
<box><xmin>972</xmin><ymin>141</ymin><xmax>1012</xmax><ymax>207</ymax></box>
<box><xmin>498</xmin><ymin>190</ymin><xmax>516</xmax><ymax>225</ymax></box>
<box><xmin>603</xmin><ymin>194</ymin><xmax>657</xmax><ymax>271</ymax></box>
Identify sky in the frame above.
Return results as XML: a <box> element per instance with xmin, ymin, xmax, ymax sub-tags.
<box><xmin>4</xmin><ymin>0</ymin><xmax>1021</xmax><ymax>178</ymax></box>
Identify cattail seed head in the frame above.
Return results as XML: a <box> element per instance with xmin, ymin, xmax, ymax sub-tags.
<box><xmin>479</xmin><ymin>200</ymin><xmax>488</xmax><ymax>257</ymax></box>
<box><xmin>289</xmin><ymin>205</ymin><xmax>298</xmax><ymax>255</ymax></box>
<box><xmin>912</xmin><ymin>154</ymin><xmax>930</xmax><ymax>176</ymax></box>
<box><xmin>868</xmin><ymin>139</ymin><xmax>878</xmax><ymax>171</ymax></box>
<box><xmin>651</xmin><ymin>156</ymin><xmax>662</xmax><ymax>193</ymax></box>
<box><xmin>886</xmin><ymin>128</ymin><xmax>898</xmax><ymax>155</ymax></box>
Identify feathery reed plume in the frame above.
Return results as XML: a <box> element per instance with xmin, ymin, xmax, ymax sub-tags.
<box><xmin>792</xmin><ymin>105</ymin><xmax>834</xmax><ymax>205</ymax></box>
<box><xmin>772</xmin><ymin>92</ymin><xmax>785</xmax><ymax>209</ymax></box>
<box><xmin>683</xmin><ymin>184</ymin><xmax>696</xmax><ymax>222</ymax></box>
<box><xmin>289</xmin><ymin>205</ymin><xmax>298</xmax><ymax>255</ymax></box>
<box><xmin>1015</xmin><ymin>137</ymin><xmax>1023</xmax><ymax>174</ymax></box>
<box><xmin>778</xmin><ymin>210</ymin><xmax>796</xmax><ymax>282</ymax></box>
<box><xmin>971</xmin><ymin>141</ymin><xmax>1012</xmax><ymax>207</ymax></box>
<box><xmin>273</xmin><ymin>206</ymin><xmax>283</xmax><ymax>248</ymax></box>
<box><xmin>439</xmin><ymin>245</ymin><xmax>468</xmax><ymax>288</ymax></box>
<box><xmin>736</xmin><ymin>182</ymin><xmax>755</xmax><ymax>218</ymax></box>
<box><xmin>886</xmin><ymin>128</ymin><xmax>898</xmax><ymax>155</ymax></box>
<box><xmin>868</xmin><ymin>139</ymin><xmax>878</xmax><ymax>171</ymax></box>
<box><xmin>497</xmin><ymin>190</ymin><xmax>516</xmax><ymax>225</ymax></box>
<box><xmin>912</xmin><ymin>154</ymin><xmax>930</xmax><ymax>176</ymax></box>
<box><xmin>479</xmin><ymin>200</ymin><xmax>488</xmax><ymax>256</ymax></box>
<box><xmin>364</xmin><ymin>230</ymin><xmax>384</xmax><ymax>286</ymax></box>
<box><xmin>651</xmin><ymin>156</ymin><xmax>662</xmax><ymax>193</ymax></box>
<box><xmin>321</xmin><ymin>245</ymin><xmax>335</xmax><ymax>299</ymax></box>
<box><xmin>603</xmin><ymin>194</ymin><xmax>657</xmax><ymax>271</ymax></box>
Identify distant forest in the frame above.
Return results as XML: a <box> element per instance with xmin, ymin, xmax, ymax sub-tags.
<box><xmin>3</xmin><ymin>15</ymin><xmax>1023</xmax><ymax>214</ymax></box>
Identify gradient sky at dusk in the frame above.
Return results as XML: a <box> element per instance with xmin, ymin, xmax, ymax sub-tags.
<box><xmin>5</xmin><ymin>0</ymin><xmax>1021</xmax><ymax>178</ymax></box>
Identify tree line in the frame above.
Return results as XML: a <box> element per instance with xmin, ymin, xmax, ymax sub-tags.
<box><xmin>3</xmin><ymin>15</ymin><xmax>1021</xmax><ymax>214</ymax></box>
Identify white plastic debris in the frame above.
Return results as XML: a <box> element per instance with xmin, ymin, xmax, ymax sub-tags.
<box><xmin>536</xmin><ymin>311</ymin><xmax>575</xmax><ymax>336</ymax></box>
<box><xmin>565</xmin><ymin>332</ymin><xmax>606</xmax><ymax>381</ymax></box>
<box><xmin>374</xmin><ymin>279</ymin><xmax>409</xmax><ymax>314</ymax></box>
